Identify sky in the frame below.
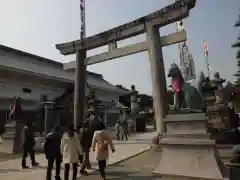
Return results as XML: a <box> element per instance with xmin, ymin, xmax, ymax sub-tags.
<box><xmin>0</xmin><ymin>0</ymin><xmax>239</xmax><ymax>95</ymax></box>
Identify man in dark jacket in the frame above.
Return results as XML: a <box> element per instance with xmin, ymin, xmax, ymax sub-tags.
<box><xmin>21</xmin><ymin>121</ymin><xmax>39</xmax><ymax>169</ymax></box>
<box><xmin>79</xmin><ymin>120</ymin><xmax>94</xmax><ymax>175</ymax></box>
<box><xmin>44</xmin><ymin>126</ymin><xmax>62</xmax><ymax>180</ymax></box>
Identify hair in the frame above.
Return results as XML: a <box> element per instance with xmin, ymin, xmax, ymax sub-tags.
<box><xmin>119</xmin><ymin>110</ymin><xmax>123</xmax><ymax>115</ymax></box>
<box><xmin>98</xmin><ymin>121</ymin><xmax>106</xmax><ymax>131</ymax></box>
<box><xmin>67</xmin><ymin>123</ymin><xmax>75</xmax><ymax>138</ymax></box>
<box><xmin>53</xmin><ymin>125</ymin><xmax>60</xmax><ymax>131</ymax></box>
<box><xmin>25</xmin><ymin>120</ymin><xmax>32</xmax><ymax>127</ymax></box>
<box><xmin>83</xmin><ymin>120</ymin><xmax>89</xmax><ymax>129</ymax></box>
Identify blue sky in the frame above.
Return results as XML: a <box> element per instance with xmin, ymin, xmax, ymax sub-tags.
<box><xmin>0</xmin><ymin>0</ymin><xmax>239</xmax><ymax>95</ymax></box>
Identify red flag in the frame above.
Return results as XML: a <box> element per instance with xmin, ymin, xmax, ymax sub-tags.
<box><xmin>204</xmin><ymin>41</ymin><xmax>208</xmax><ymax>56</ymax></box>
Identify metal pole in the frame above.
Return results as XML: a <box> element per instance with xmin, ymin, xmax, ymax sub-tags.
<box><xmin>174</xmin><ymin>0</ymin><xmax>184</xmax><ymax>74</ymax></box>
<box><xmin>205</xmin><ymin>55</ymin><xmax>210</xmax><ymax>78</ymax></box>
<box><xmin>203</xmin><ymin>41</ymin><xmax>210</xmax><ymax>78</ymax></box>
<box><xmin>44</xmin><ymin>106</ymin><xmax>48</xmax><ymax>140</ymax></box>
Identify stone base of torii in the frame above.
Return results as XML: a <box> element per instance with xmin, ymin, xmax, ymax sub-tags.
<box><xmin>153</xmin><ymin>110</ymin><xmax>224</xmax><ymax>180</ymax></box>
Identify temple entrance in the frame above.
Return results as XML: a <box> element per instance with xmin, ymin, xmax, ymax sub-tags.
<box><xmin>55</xmin><ymin>0</ymin><xmax>196</xmax><ymax>134</ymax></box>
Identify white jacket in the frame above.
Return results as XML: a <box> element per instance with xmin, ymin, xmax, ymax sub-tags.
<box><xmin>61</xmin><ymin>132</ymin><xmax>82</xmax><ymax>164</ymax></box>
<box><xmin>92</xmin><ymin>130</ymin><xmax>114</xmax><ymax>161</ymax></box>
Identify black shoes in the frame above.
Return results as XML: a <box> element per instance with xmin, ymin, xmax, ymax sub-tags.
<box><xmin>22</xmin><ymin>162</ymin><xmax>39</xmax><ymax>169</ymax></box>
<box><xmin>32</xmin><ymin>162</ymin><xmax>39</xmax><ymax>167</ymax></box>
<box><xmin>22</xmin><ymin>166</ymin><xmax>30</xmax><ymax>169</ymax></box>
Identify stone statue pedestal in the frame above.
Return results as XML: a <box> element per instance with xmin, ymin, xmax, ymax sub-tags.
<box><xmin>153</xmin><ymin>111</ymin><xmax>224</xmax><ymax>180</ymax></box>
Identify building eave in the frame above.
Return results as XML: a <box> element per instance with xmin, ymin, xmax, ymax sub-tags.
<box><xmin>0</xmin><ymin>44</ymin><xmax>126</xmax><ymax>94</ymax></box>
<box><xmin>0</xmin><ymin>65</ymin><xmax>73</xmax><ymax>84</ymax></box>
<box><xmin>0</xmin><ymin>65</ymin><xmax>126</xmax><ymax>94</ymax></box>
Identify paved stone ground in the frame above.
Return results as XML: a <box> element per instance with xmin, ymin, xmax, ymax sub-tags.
<box><xmin>79</xmin><ymin>147</ymin><xmax>163</xmax><ymax>180</ymax></box>
<box><xmin>0</xmin><ymin>130</ymin><xmax>156</xmax><ymax>180</ymax></box>
<box><xmin>0</xmin><ymin>152</ymin><xmax>21</xmax><ymax>162</ymax></box>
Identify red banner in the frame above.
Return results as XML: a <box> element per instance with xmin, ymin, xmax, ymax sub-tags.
<box><xmin>204</xmin><ymin>41</ymin><xmax>208</xmax><ymax>56</ymax></box>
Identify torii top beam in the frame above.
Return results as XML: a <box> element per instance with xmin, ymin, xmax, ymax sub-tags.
<box><xmin>55</xmin><ymin>0</ymin><xmax>196</xmax><ymax>55</ymax></box>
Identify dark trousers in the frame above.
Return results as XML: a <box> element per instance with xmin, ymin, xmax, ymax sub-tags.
<box><xmin>80</xmin><ymin>149</ymin><xmax>91</xmax><ymax>172</ymax></box>
<box><xmin>116</xmin><ymin>131</ymin><xmax>120</xmax><ymax>140</ymax></box>
<box><xmin>121</xmin><ymin>129</ymin><xmax>128</xmax><ymax>140</ymax></box>
<box><xmin>21</xmin><ymin>148</ymin><xmax>36</xmax><ymax>167</ymax></box>
<box><xmin>121</xmin><ymin>132</ymin><xmax>128</xmax><ymax>140</ymax></box>
<box><xmin>64</xmin><ymin>163</ymin><xmax>78</xmax><ymax>180</ymax></box>
<box><xmin>46</xmin><ymin>156</ymin><xmax>61</xmax><ymax>180</ymax></box>
<box><xmin>98</xmin><ymin>160</ymin><xmax>106</xmax><ymax>178</ymax></box>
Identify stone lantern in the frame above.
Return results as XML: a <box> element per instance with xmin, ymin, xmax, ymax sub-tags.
<box><xmin>44</xmin><ymin>101</ymin><xmax>56</xmax><ymax>138</ymax></box>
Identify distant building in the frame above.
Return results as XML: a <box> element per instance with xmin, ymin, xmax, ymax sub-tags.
<box><xmin>0</xmin><ymin>44</ymin><xmax>127</xmax><ymax>126</ymax></box>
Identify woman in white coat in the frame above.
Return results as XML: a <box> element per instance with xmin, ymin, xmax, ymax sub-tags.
<box><xmin>92</xmin><ymin>122</ymin><xmax>115</xmax><ymax>180</ymax></box>
<box><xmin>61</xmin><ymin>124</ymin><xmax>82</xmax><ymax>180</ymax></box>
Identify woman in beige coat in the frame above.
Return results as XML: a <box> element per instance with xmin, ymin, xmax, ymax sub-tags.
<box><xmin>61</xmin><ymin>124</ymin><xmax>82</xmax><ymax>180</ymax></box>
<box><xmin>92</xmin><ymin>122</ymin><xmax>115</xmax><ymax>180</ymax></box>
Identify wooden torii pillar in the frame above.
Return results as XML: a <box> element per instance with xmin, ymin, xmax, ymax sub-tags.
<box><xmin>55</xmin><ymin>0</ymin><xmax>196</xmax><ymax>134</ymax></box>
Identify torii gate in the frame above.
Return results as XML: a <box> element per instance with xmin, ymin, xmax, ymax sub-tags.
<box><xmin>55</xmin><ymin>0</ymin><xmax>196</xmax><ymax>134</ymax></box>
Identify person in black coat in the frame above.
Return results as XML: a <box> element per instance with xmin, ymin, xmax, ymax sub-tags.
<box><xmin>21</xmin><ymin>121</ymin><xmax>39</xmax><ymax>169</ymax></box>
<box><xmin>79</xmin><ymin>120</ymin><xmax>94</xmax><ymax>175</ymax></box>
<box><xmin>44</xmin><ymin>126</ymin><xmax>62</xmax><ymax>180</ymax></box>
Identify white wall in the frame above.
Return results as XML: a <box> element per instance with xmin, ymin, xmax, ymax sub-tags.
<box><xmin>0</xmin><ymin>80</ymin><xmax>65</xmax><ymax>110</ymax></box>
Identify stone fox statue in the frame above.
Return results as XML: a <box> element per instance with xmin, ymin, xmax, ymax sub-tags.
<box><xmin>167</xmin><ymin>63</ymin><xmax>204</xmax><ymax>110</ymax></box>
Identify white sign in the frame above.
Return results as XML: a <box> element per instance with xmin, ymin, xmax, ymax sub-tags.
<box><xmin>181</xmin><ymin>42</ymin><xmax>190</xmax><ymax>67</ymax></box>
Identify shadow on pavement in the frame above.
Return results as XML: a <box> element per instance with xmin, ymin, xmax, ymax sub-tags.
<box><xmin>0</xmin><ymin>168</ymin><xmax>23</xmax><ymax>173</ymax></box>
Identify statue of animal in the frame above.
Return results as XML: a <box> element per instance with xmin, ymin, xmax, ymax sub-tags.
<box><xmin>215</xmin><ymin>81</ymin><xmax>234</xmax><ymax>107</ymax></box>
<box><xmin>167</xmin><ymin>63</ymin><xmax>204</xmax><ymax>110</ymax></box>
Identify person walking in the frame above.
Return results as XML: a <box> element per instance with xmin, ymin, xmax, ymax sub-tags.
<box><xmin>21</xmin><ymin>121</ymin><xmax>39</xmax><ymax>169</ymax></box>
<box><xmin>61</xmin><ymin>124</ymin><xmax>82</xmax><ymax>180</ymax></box>
<box><xmin>121</xmin><ymin>120</ymin><xmax>128</xmax><ymax>140</ymax></box>
<box><xmin>114</xmin><ymin>120</ymin><xmax>122</xmax><ymax>140</ymax></box>
<box><xmin>79</xmin><ymin>120</ymin><xmax>94</xmax><ymax>175</ymax></box>
<box><xmin>76</xmin><ymin>124</ymin><xmax>83</xmax><ymax>164</ymax></box>
<box><xmin>92</xmin><ymin>122</ymin><xmax>115</xmax><ymax>180</ymax></box>
<box><xmin>44</xmin><ymin>125</ymin><xmax>62</xmax><ymax>180</ymax></box>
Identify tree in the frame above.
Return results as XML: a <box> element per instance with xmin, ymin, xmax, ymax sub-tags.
<box><xmin>233</xmin><ymin>13</ymin><xmax>240</xmax><ymax>86</ymax></box>
<box><xmin>138</xmin><ymin>94</ymin><xmax>153</xmax><ymax>110</ymax></box>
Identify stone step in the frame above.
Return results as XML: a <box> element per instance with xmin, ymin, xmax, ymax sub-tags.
<box><xmin>2</xmin><ymin>131</ymin><xmax>15</xmax><ymax>140</ymax></box>
<box><xmin>164</xmin><ymin>113</ymin><xmax>208</xmax><ymax>135</ymax></box>
<box><xmin>3</xmin><ymin>123</ymin><xmax>16</xmax><ymax>140</ymax></box>
<box><xmin>165</xmin><ymin>113</ymin><xmax>208</xmax><ymax>123</ymax></box>
<box><xmin>216</xmin><ymin>144</ymin><xmax>234</xmax><ymax>150</ymax></box>
<box><xmin>165</xmin><ymin>121</ymin><xmax>208</xmax><ymax>135</ymax></box>
<box><xmin>152</xmin><ymin>173</ymin><xmax>225</xmax><ymax>180</ymax></box>
<box><xmin>159</xmin><ymin>138</ymin><xmax>215</xmax><ymax>146</ymax></box>
<box><xmin>218</xmin><ymin>148</ymin><xmax>233</xmax><ymax>159</ymax></box>
<box><xmin>153</xmin><ymin>147</ymin><xmax>224</xmax><ymax>180</ymax></box>
<box><xmin>4</xmin><ymin>122</ymin><xmax>16</xmax><ymax>130</ymax></box>
<box><xmin>163</xmin><ymin>133</ymin><xmax>211</xmax><ymax>139</ymax></box>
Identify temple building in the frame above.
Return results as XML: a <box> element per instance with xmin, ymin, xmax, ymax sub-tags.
<box><xmin>0</xmin><ymin>44</ymin><xmax>127</xmax><ymax>126</ymax></box>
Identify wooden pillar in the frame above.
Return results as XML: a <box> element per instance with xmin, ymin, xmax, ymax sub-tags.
<box><xmin>146</xmin><ymin>25</ymin><xmax>168</xmax><ymax>135</ymax></box>
<box><xmin>73</xmin><ymin>50</ymin><xmax>87</xmax><ymax>129</ymax></box>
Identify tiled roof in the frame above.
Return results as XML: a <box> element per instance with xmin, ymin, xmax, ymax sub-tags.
<box><xmin>0</xmin><ymin>44</ymin><xmax>126</xmax><ymax>93</ymax></box>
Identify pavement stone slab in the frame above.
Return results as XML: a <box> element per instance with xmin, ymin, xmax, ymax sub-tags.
<box><xmin>0</xmin><ymin>131</ymin><xmax>156</xmax><ymax>180</ymax></box>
